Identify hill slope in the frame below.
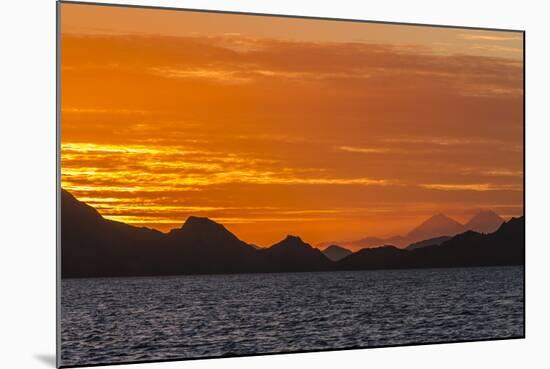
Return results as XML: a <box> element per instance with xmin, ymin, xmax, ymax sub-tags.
<box><xmin>338</xmin><ymin>217</ymin><xmax>524</xmax><ymax>270</ymax></box>
<box><xmin>407</xmin><ymin>213</ymin><xmax>466</xmax><ymax>242</ymax></box>
<box><xmin>464</xmin><ymin>210</ymin><xmax>504</xmax><ymax>233</ymax></box>
<box><xmin>262</xmin><ymin>235</ymin><xmax>332</xmax><ymax>272</ymax></box>
<box><xmin>322</xmin><ymin>245</ymin><xmax>353</xmax><ymax>262</ymax></box>
<box><xmin>61</xmin><ymin>189</ymin><xmax>524</xmax><ymax>277</ymax></box>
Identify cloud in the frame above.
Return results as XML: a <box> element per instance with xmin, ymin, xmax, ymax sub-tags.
<box><xmin>419</xmin><ymin>183</ymin><xmax>522</xmax><ymax>192</ymax></box>
<box><xmin>382</xmin><ymin>136</ymin><xmax>500</xmax><ymax>146</ymax></box>
<box><xmin>148</xmin><ymin>67</ymin><xmax>253</xmax><ymax>84</ymax></box>
<box><xmin>337</xmin><ymin>146</ymin><xmax>388</xmax><ymax>154</ymax></box>
<box><xmin>61</xmin><ymin>33</ymin><xmax>523</xmax><ymax>98</ymax></box>
<box><xmin>458</xmin><ymin>34</ymin><xmax>523</xmax><ymax>41</ymax></box>
<box><xmin>60</xmin><ymin>30</ymin><xmax>524</xmax><ymax>239</ymax></box>
<box><xmin>469</xmin><ymin>44</ymin><xmax>522</xmax><ymax>54</ymax></box>
<box><xmin>483</xmin><ymin>169</ymin><xmax>523</xmax><ymax>177</ymax></box>
<box><xmin>62</xmin><ymin>108</ymin><xmax>149</xmax><ymax>115</ymax></box>
<box><xmin>62</xmin><ymin>143</ymin><xmax>396</xmax><ymax>198</ymax></box>
<box><xmin>149</xmin><ymin>66</ymin><xmax>372</xmax><ymax>84</ymax></box>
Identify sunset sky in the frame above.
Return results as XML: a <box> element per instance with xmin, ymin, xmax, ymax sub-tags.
<box><xmin>60</xmin><ymin>3</ymin><xmax>524</xmax><ymax>247</ymax></box>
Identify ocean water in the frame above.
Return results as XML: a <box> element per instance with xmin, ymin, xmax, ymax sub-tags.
<box><xmin>60</xmin><ymin>266</ymin><xmax>524</xmax><ymax>366</ymax></box>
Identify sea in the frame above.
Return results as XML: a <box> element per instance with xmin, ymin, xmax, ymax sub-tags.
<box><xmin>60</xmin><ymin>266</ymin><xmax>524</xmax><ymax>366</ymax></box>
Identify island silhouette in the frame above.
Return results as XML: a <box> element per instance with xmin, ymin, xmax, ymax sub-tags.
<box><xmin>61</xmin><ymin>189</ymin><xmax>524</xmax><ymax>278</ymax></box>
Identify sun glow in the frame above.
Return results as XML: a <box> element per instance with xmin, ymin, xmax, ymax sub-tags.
<box><xmin>60</xmin><ymin>3</ymin><xmax>523</xmax><ymax>245</ymax></box>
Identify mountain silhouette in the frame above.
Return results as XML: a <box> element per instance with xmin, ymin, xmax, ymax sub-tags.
<box><xmin>405</xmin><ymin>217</ymin><xmax>524</xmax><ymax>268</ymax></box>
<box><xmin>61</xmin><ymin>189</ymin><xmax>524</xmax><ymax>277</ymax></box>
<box><xmin>162</xmin><ymin>216</ymin><xmax>265</xmax><ymax>275</ymax></box>
<box><xmin>405</xmin><ymin>236</ymin><xmax>452</xmax><ymax>251</ymax></box>
<box><xmin>463</xmin><ymin>210</ymin><xmax>504</xmax><ymax>233</ymax></box>
<box><xmin>61</xmin><ymin>189</ymin><xmax>165</xmax><ymax>277</ymax></box>
<box><xmin>61</xmin><ymin>189</ymin><xmax>265</xmax><ymax>277</ymax></box>
<box><xmin>338</xmin><ymin>245</ymin><xmax>409</xmax><ymax>270</ymax></box>
<box><xmin>339</xmin><ymin>217</ymin><xmax>524</xmax><ymax>270</ymax></box>
<box><xmin>406</xmin><ymin>213</ymin><xmax>466</xmax><ymax>242</ymax></box>
<box><xmin>320</xmin><ymin>211</ymin><xmax>506</xmax><ymax>252</ymax></box>
<box><xmin>262</xmin><ymin>235</ymin><xmax>332</xmax><ymax>272</ymax></box>
<box><xmin>322</xmin><ymin>245</ymin><xmax>352</xmax><ymax>262</ymax></box>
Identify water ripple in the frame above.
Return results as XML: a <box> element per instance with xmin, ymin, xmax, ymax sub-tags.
<box><xmin>61</xmin><ymin>266</ymin><xmax>524</xmax><ymax>366</ymax></box>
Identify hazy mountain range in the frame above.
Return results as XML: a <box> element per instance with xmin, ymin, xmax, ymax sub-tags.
<box><xmin>318</xmin><ymin>210</ymin><xmax>505</xmax><ymax>251</ymax></box>
<box><xmin>61</xmin><ymin>189</ymin><xmax>523</xmax><ymax>278</ymax></box>
<box><xmin>322</xmin><ymin>245</ymin><xmax>353</xmax><ymax>262</ymax></box>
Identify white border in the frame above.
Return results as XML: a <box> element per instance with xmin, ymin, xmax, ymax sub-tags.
<box><xmin>2</xmin><ymin>1</ymin><xmax>549</xmax><ymax>369</ymax></box>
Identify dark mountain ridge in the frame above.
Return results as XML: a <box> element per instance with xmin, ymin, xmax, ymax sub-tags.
<box><xmin>261</xmin><ymin>235</ymin><xmax>332</xmax><ymax>272</ymax></box>
<box><xmin>61</xmin><ymin>190</ymin><xmax>331</xmax><ymax>277</ymax></box>
<box><xmin>339</xmin><ymin>218</ymin><xmax>524</xmax><ymax>270</ymax></box>
<box><xmin>61</xmin><ymin>189</ymin><xmax>524</xmax><ymax>278</ymax></box>
<box><xmin>406</xmin><ymin>236</ymin><xmax>452</xmax><ymax>251</ymax></box>
<box><xmin>61</xmin><ymin>190</ymin><xmax>165</xmax><ymax>277</ymax></box>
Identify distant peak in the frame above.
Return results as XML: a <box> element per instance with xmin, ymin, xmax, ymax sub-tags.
<box><xmin>416</xmin><ymin>213</ymin><xmax>462</xmax><ymax>227</ymax></box>
<box><xmin>270</xmin><ymin>234</ymin><xmax>313</xmax><ymax>250</ymax></box>
<box><xmin>170</xmin><ymin>215</ymin><xmax>241</xmax><ymax>243</ymax></box>
<box><xmin>470</xmin><ymin>209</ymin><xmax>503</xmax><ymax>219</ymax></box>
<box><xmin>407</xmin><ymin>212</ymin><xmax>465</xmax><ymax>241</ymax></box>
<box><xmin>430</xmin><ymin>213</ymin><xmax>451</xmax><ymax>220</ymax></box>
<box><xmin>322</xmin><ymin>244</ymin><xmax>352</xmax><ymax>261</ymax></box>
<box><xmin>180</xmin><ymin>216</ymin><xmax>227</xmax><ymax>233</ymax></box>
<box><xmin>477</xmin><ymin>209</ymin><xmax>495</xmax><ymax>214</ymax></box>
<box><xmin>325</xmin><ymin>244</ymin><xmax>345</xmax><ymax>250</ymax></box>
<box><xmin>183</xmin><ymin>216</ymin><xmax>217</xmax><ymax>226</ymax></box>
<box><xmin>283</xmin><ymin>235</ymin><xmax>303</xmax><ymax>242</ymax></box>
<box><xmin>464</xmin><ymin>209</ymin><xmax>505</xmax><ymax>233</ymax></box>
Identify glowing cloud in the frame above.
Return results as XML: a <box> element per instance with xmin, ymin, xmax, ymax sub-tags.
<box><xmin>60</xmin><ymin>3</ymin><xmax>523</xmax><ymax>245</ymax></box>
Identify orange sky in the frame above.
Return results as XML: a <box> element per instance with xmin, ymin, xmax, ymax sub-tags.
<box><xmin>60</xmin><ymin>2</ymin><xmax>524</xmax><ymax>247</ymax></box>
